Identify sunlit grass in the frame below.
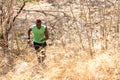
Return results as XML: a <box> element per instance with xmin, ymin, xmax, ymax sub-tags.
<box><xmin>0</xmin><ymin>43</ymin><xmax>119</xmax><ymax>80</ymax></box>
<box><xmin>0</xmin><ymin>0</ymin><xmax>120</xmax><ymax>80</ymax></box>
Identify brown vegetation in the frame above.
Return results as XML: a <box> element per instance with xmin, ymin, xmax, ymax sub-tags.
<box><xmin>0</xmin><ymin>0</ymin><xmax>120</xmax><ymax>80</ymax></box>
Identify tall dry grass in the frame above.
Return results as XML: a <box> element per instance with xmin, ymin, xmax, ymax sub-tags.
<box><xmin>0</xmin><ymin>44</ymin><xmax>120</xmax><ymax>80</ymax></box>
<box><xmin>0</xmin><ymin>0</ymin><xmax>120</xmax><ymax>80</ymax></box>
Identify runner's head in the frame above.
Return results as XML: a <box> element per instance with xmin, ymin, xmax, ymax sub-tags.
<box><xmin>36</xmin><ymin>19</ymin><xmax>42</xmax><ymax>28</ymax></box>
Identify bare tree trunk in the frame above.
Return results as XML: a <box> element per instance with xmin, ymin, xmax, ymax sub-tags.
<box><xmin>116</xmin><ymin>1</ymin><xmax>120</xmax><ymax>49</ymax></box>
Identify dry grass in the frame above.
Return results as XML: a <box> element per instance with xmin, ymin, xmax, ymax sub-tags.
<box><xmin>0</xmin><ymin>44</ymin><xmax>120</xmax><ymax>80</ymax></box>
<box><xmin>0</xmin><ymin>0</ymin><xmax>120</xmax><ymax>80</ymax></box>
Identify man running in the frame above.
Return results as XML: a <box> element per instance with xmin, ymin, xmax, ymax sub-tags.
<box><xmin>27</xmin><ymin>19</ymin><xmax>49</xmax><ymax>63</ymax></box>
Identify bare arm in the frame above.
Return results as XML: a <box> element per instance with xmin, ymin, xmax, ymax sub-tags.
<box><xmin>28</xmin><ymin>28</ymin><xmax>32</xmax><ymax>39</ymax></box>
<box><xmin>41</xmin><ymin>27</ymin><xmax>49</xmax><ymax>41</ymax></box>
<box><xmin>45</xmin><ymin>27</ymin><xmax>49</xmax><ymax>40</ymax></box>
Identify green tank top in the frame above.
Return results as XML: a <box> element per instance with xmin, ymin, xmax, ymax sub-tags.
<box><xmin>31</xmin><ymin>24</ymin><xmax>46</xmax><ymax>43</ymax></box>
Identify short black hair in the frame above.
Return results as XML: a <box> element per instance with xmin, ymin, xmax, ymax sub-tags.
<box><xmin>36</xmin><ymin>19</ymin><xmax>41</xmax><ymax>23</ymax></box>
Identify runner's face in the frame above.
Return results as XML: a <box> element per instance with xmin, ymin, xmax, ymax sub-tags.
<box><xmin>36</xmin><ymin>22</ymin><xmax>41</xmax><ymax>28</ymax></box>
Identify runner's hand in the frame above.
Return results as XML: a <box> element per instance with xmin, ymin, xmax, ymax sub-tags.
<box><xmin>27</xmin><ymin>39</ymin><xmax>31</xmax><ymax>44</ymax></box>
<box><xmin>41</xmin><ymin>38</ymin><xmax>46</xmax><ymax>41</ymax></box>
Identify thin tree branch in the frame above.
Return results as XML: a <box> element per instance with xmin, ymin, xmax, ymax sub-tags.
<box><xmin>7</xmin><ymin>0</ymin><xmax>26</xmax><ymax>34</ymax></box>
<box><xmin>13</xmin><ymin>1</ymin><xmax>26</xmax><ymax>22</ymax></box>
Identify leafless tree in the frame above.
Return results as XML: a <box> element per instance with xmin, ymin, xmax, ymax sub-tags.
<box><xmin>0</xmin><ymin>0</ymin><xmax>26</xmax><ymax>53</ymax></box>
<box><xmin>0</xmin><ymin>0</ymin><xmax>26</xmax><ymax>75</ymax></box>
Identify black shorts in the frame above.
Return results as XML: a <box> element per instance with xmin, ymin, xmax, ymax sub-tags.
<box><xmin>33</xmin><ymin>42</ymin><xmax>47</xmax><ymax>50</ymax></box>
